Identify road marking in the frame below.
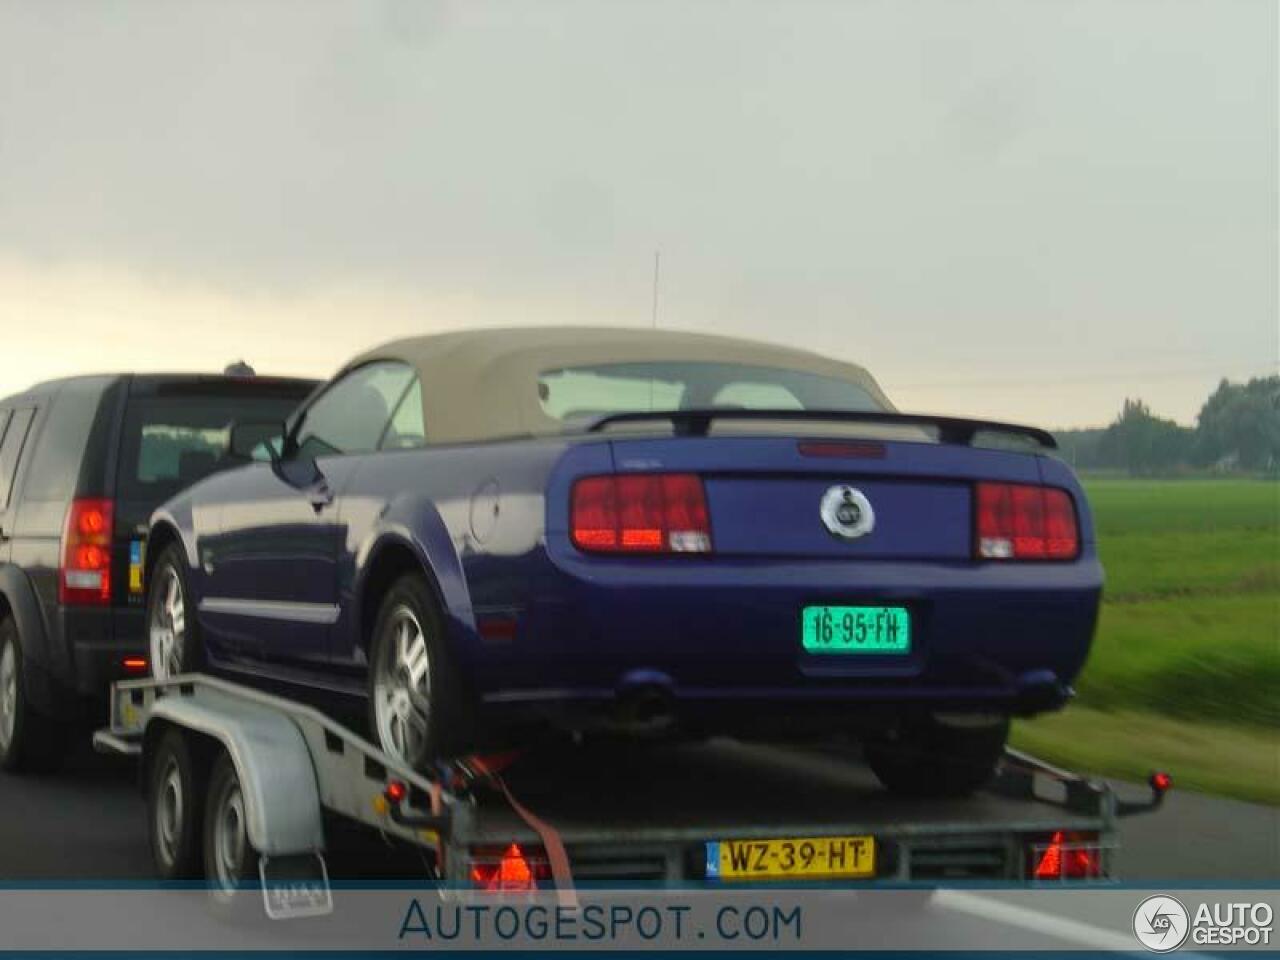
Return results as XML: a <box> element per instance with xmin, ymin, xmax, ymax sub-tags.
<box><xmin>934</xmin><ymin>890</ymin><xmax>1140</xmax><ymax>952</ymax></box>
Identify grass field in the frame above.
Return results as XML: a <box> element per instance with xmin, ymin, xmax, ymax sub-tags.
<box><xmin>1010</xmin><ymin>478</ymin><xmax>1280</xmax><ymax>804</ymax></box>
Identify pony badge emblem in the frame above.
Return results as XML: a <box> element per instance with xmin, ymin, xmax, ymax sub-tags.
<box><xmin>820</xmin><ymin>486</ymin><xmax>875</xmax><ymax>540</ymax></box>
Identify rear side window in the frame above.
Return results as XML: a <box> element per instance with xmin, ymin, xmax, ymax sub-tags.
<box><xmin>20</xmin><ymin>381</ymin><xmax>105</xmax><ymax>502</ymax></box>
<box><xmin>0</xmin><ymin>408</ymin><xmax>33</xmax><ymax>508</ymax></box>
<box><xmin>117</xmin><ymin>390</ymin><xmax>306</xmax><ymax>504</ymax></box>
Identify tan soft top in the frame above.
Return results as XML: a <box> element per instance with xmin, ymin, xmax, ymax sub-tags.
<box><xmin>347</xmin><ymin>326</ymin><xmax>893</xmax><ymax>444</ymax></box>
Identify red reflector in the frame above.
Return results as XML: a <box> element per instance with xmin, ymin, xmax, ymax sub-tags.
<box><xmin>469</xmin><ymin>843</ymin><xmax>550</xmax><ymax>892</ymax></box>
<box><xmin>975</xmin><ymin>483</ymin><xmax>1078</xmax><ymax>561</ymax></box>
<box><xmin>121</xmin><ymin>657</ymin><xmax>148</xmax><ymax>673</ymax></box>
<box><xmin>571</xmin><ymin>474</ymin><xmax>712</xmax><ymax>554</ymax></box>
<box><xmin>477</xmin><ymin>617</ymin><xmax>519</xmax><ymax>642</ymax></box>
<box><xmin>1150</xmin><ymin>771</ymin><xmax>1172</xmax><ymax>793</ymax></box>
<box><xmin>384</xmin><ymin>780</ymin><xmax>408</xmax><ymax>805</ymax></box>
<box><xmin>1032</xmin><ymin>830</ymin><xmax>1102</xmax><ymax>880</ymax></box>
<box><xmin>60</xmin><ymin>498</ymin><xmax>114</xmax><ymax>606</ymax></box>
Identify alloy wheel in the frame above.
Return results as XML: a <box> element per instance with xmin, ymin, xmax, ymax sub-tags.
<box><xmin>373</xmin><ymin>605</ymin><xmax>432</xmax><ymax>768</ymax></box>
<box><xmin>149</xmin><ymin>568</ymin><xmax>186</xmax><ymax>680</ymax></box>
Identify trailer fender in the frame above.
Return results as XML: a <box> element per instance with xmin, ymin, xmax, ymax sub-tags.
<box><xmin>148</xmin><ymin>694</ymin><xmax>324</xmax><ymax>857</ymax></box>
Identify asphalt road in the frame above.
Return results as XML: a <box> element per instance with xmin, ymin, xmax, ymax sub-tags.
<box><xmin>0</xmin><ymin>739</ymin><xmax>1274</xmax><ymax>884</ymax></box>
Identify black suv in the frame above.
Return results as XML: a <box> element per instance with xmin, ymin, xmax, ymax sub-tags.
<box><xmin>0</xmin><ymin>373</ymin><xmax>317</xmax><ymax>771</ymax></box>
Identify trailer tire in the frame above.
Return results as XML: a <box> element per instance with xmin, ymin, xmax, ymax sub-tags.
<box><xmin>147</xmin><ymin>728</ymin><xmax>206</xmax><ymax>880</ymax></box>
<box><xmin>367</xmin><ymin>573</ymin><xmax>473</xmax><ymax>770</ymax></box>
<box><xmin>0</xmin><ymin>616</ymin><xmax>67</xmax><ymax>774</ymax></box>
<box><xmin>203</xmin><ymin>752</ymin><xmax>262</xmax><ymax>916</ymax></box>
<box><xmin>866</xmin><ymin>714</ymin><xmax>1009</xmax><ymax>798</ymax></box>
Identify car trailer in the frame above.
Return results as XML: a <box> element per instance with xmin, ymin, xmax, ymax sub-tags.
<box><xmin>92</xmin><ymin>674</ymin><xmax>1169</xmax><ymax>920</ymax></box>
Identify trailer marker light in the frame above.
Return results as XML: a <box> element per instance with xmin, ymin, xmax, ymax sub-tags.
<box><xmin>384</xmin><ymin>780</ymin><xmax>408</xmax><ymax>805</ymax></box>
<box><xmin>121</xmin><ymin>657</ymin><xmax>148</xmax><ymax>673</ymax></box>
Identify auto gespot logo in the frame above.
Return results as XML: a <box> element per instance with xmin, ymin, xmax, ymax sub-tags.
<box><xmin>1133</xmin><ymin>895</ymin><xmax>1275</xmax><ymax>951</ymax></box>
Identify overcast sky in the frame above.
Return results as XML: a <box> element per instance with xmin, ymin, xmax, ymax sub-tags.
<box><xmin>1</xmin><ymin>0</ymin><xmax>1276</xmax><ymax>427</ymax></box>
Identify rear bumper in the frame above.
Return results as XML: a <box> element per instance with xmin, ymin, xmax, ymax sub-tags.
<box><xmin>462</xmin><ymin>553</ymin><xmax>1102</xmax><ymax>718</ymax></box>
<box><xmin>24</xmin><ymin>606</ymin><xmax>146</xmax><ymax>718</ymax></box>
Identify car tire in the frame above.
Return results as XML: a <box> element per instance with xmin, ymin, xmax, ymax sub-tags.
<box><xmin>866</xmin><ymin>714</ymin><xmax>1009</xmax><ymax>798</ymax></box>
<box><xmin>0</xmin><ymin>616</ymin><xmax>67</xmax><ymax>774</ymax></box>
<box><xmin>146</xmin><ymin>545</ymin><xmax>203</xmax><ymax>681</ymax></box>
<box><xmin>367</xmin><ymin>573</ymin><xmax>473</xmax><ymax>771</ymax></box>
<box><xmin>147</xmin><ymin>728</ymin><xmax>206</xmax><ymax>880</ymax></box>
<box><xmin>203</xmin><ymin>752</ymin><xmax>261</xmax><ymax>916</ymax></box>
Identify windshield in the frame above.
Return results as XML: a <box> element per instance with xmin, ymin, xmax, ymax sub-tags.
<box><xmin>538</xmin><ymin>362</ymin><xmax>884</xmax><ymax>426</ymax></box>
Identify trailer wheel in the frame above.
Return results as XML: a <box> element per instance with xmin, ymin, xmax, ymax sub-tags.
<box><xmin>866</xmin><ymin>714</ymin><xmax>1009</xmax><ymax>798</ymax></box>
<box><xmin>204</xmin><ymin>752</ymin><xmax>261</xmax><ymax>913</ymax></box>
<box><xmin>147</xmin><ymin>729</ymin><xmax>205</xmax><ymax>879</ymax></box>
<box><xmin>368</xmin><ymin>573</ymin><xmax>472</xmax><ymax>770</ymax></box>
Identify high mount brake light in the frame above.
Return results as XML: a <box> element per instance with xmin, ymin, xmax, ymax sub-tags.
<box><xmin>975</xmin><ymin>483</ymin><xmax>1079</xmax><ymax>561</ymax></box>
<box><xmin>571</xmin><ymin>474</ymin><xmax>712</xmax><ymax>554</ymax></box>
<box><xmin>60</xmin><ymin>498</ymin><xmax>114</xmax><ymax>606</ymax></box>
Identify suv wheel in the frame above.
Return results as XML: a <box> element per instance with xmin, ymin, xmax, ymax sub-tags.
<box><xmin>147</xmin><ymin>546</ymin><xmax>202</xmax><ymax>681</ymax></box>
<box><xmin>368</xmin><ymin>574</ymin><xmax>472</xmax><ymax>771</ymax></box>
<box><xmin>0</xmin><ymin>617</ymin><xmax>66</xmax><ymax>773</ymax></box>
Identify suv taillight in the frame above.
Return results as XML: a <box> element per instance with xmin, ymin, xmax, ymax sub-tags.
<box><xmin>60</xmin><ymin>498</ymin><xmax>114</xmax><ymax>606</ymax></box>
<box><xmin>571</xmin><ymin>473</ymin><xmax>712</xmax><ymax>553</ymax></box>
<box><xmin>975</xmin><ymin>482</ymin><xmax>1078</xmax><ymax>560</ymax></box>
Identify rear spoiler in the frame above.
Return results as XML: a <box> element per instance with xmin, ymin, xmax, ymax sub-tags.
<box><xmin>586</xmin><ymin>409</ymin><xmax>1057</xmax><ymax>450</ymax></box>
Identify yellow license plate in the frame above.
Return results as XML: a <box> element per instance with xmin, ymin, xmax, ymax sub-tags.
<box><xmin>706</xmin><ymin>836</ymin><xmax>875</xmax><ymax>881</ymax></box>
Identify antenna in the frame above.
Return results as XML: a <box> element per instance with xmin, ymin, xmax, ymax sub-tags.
<box><xmin>648</xmin><ymin>249</ymin><xmax>660</xmax><ymax>411</ymax></box>
<box><xmin>651</xmin><ymin>250</ymin><xmax>660</xmax><ymax>329</ymax></box>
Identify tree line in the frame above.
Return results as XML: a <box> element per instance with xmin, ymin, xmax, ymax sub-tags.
<box><xmin>1055</xmin><ymin>375</ymin><xmax>1279</xmax><ymax>475</ymax></box>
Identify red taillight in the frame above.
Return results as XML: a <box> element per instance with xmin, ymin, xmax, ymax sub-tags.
<box><xmin>60</xmin><ymin>498</ymin><xmax>114</xmax><ymax>606</ymax></box>
<box><xmin>1031</xmin><ymin>830</ymin><xmax>1103</xmax><ymax>880</ymax></box>
<box><xmin>976</xmin><ymin>483</ymin><xmax>1078</xmax><ymax>560</ymax></box>
<box><xmin>121</xmin><ymin>657</ymin><xmax>148</xmax><ymax>673</ymax></box>
<box><xmin>468</xmin><ymin>843</ymin><xmax>550</xmax><ymax>892</ymax></box>
<box><xmin>571</xmin><ymin>474</ymin><xmax>712</xmax><ymax>554</ymax></box>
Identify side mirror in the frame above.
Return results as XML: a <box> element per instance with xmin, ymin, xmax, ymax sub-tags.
<box><xmin>228</xmin><ymin>420</ymin><xmax>285</xmax><ymax>463</ymax></box>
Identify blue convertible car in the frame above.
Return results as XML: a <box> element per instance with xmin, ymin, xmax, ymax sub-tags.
<box><xmin>144</xmin><ymin>328</ymin><xmax>1101</xmax><ymax>795</ymax></box>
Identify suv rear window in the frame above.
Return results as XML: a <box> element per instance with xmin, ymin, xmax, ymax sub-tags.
<box><xmin>116</xmin><ymin>385</ymin><xmax>309</xmax><ymax>503</ymax></box>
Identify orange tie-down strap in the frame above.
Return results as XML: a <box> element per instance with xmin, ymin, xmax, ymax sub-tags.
<box><xmin>465</xmin><ymin>754</ymin><xmax>579</xmax><ymax>909</ymax></box>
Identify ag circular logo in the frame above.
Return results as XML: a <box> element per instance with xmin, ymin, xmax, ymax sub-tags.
<box><xmin>820</xmin><ymin>485</ymin><xmax>874</xmax><ymax>540</ymax></box>
<box><xmin>1133</xmin><ymin>895</ymin><xmax>1190</xmax><ymax>952</ymax></box>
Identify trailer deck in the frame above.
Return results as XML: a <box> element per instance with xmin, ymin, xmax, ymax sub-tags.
<box><xmin>94</xmin><ymin>675</ymin><xmax>1164</xmax><ymax>916</ymax></box>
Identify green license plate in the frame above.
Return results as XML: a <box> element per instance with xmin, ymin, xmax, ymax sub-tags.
<box><xmin>801</xmin><ymin>605</ymin><xmax>911</xmax><ymax>654</ymax></box>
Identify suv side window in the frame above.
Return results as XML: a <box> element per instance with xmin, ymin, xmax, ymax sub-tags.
<box><xmin>0</xmin><ymin>408</ymin><xmax>35</xmax><ymax>508</ymax></box>
<box><xmin>293</xmin><ymin>361</ymin><xmax>415</xmax><ymax>460</ymax></box>
<box><xmin>21</xmin><ymin>380</ymin><xmax>107</xmax><ymax>502</ymax></box>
